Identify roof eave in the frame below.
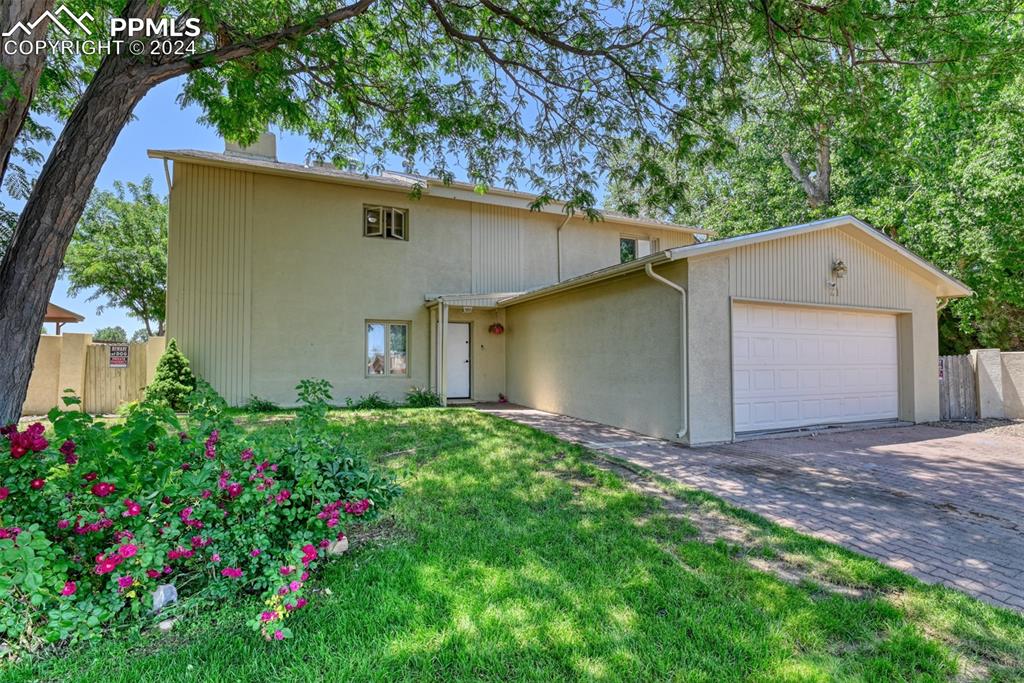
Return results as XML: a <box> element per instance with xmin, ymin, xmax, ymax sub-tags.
<box><xmin>497</xmin><ymin>251</ymin><xmax>673</xmax><ymax>307</ymax></box>
<box><xmin>666</xmin><ymin>214</ymin><xmax>972</xmax><ymax>299</ymax></box>
<box><xmin>148</xmin><ymin>149</ymin><xmax>713</xmax><ymax>236</ymax></box>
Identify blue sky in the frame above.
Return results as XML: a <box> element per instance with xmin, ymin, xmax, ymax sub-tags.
<box><xmin>10</xmin><ymin>77</ymin><xmax>326</xmax><ymax>336</ymax></box>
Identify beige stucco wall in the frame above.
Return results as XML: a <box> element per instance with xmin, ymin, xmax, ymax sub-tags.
<box><xmin>686</xmin><ymin>224</ymin><xmax>942</xmax><ymax>444</ymax></box>
<box><xmin>166</xmin><ymin>160</ymin><xmax>690</xmax><ymax>406</ymax></box>
<box><xmin>23</xmin><ymin>335</ymin><xmax>64</xmax><ymax>415</ymax></box>
<box><xmin>23</xmin><ymin>334</ymin><xmax>164</xmax><ymax>417</ymax></box>
<box><xmin>505</xmin><ymin>221</ymin><xmax>948</xmax><ymax>445</ymax></box>
<box><xmin>504</xmin><ymin>262</ymin><xmax>686</xmax><ymax>440</ymax></box>
<box><xmin>1001</xmin><ymin>352</ymin><xmax>1024</xmax><ymax>419</ymax></box>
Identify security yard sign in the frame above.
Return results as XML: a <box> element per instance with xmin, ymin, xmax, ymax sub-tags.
<box><xmin>109</xmin><ymin>344</ymin><xmax>129</xmax><ymax>368</ymax></box>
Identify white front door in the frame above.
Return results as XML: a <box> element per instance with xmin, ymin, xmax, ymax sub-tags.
<box><xmin>446</xmin><ymin>322</ymin><xmax>471</xmax><ymax>399</ymax></box>
<box><xmin>732</xmin><ymin>302</ymin><xmax>899</xmax><ymax>432</ymax></box>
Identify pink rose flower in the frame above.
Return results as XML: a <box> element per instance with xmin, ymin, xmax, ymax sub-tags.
<box><xmin>60</xmin><ymin>580</ymin><xmax>77</xmax><ymax>596</ymax></box>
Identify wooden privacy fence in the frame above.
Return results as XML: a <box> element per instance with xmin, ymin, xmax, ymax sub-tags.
<box><xmin>22</xmin><ymin>335</ymin><xmax>165</xmax><ymax>416</ymax></box>
<box><xmin>83</xmin><ymin>343</ymin><xmax>150</xmax><ymax>414</ymax></box>
<box><xmin>938</xmin><ymin>354</ymin><xmax>977</xmax><ymax>421</ymax></box>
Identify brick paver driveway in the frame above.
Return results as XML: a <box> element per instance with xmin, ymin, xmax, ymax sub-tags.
<box><xmin>479</xmin><ymin>405</ymin><xmax>1024</xmax><ymax>612</ymax></box>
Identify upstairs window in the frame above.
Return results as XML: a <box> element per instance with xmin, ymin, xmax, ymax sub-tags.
<box><xmin>364</xmin><ymin>205</ymin><xmax>408</xmax><ymax>240</ymax></box>
<box><xmin>620</xmin><ymin>236</ymin><xmax>653</xmax><ymax>263</ymax></box>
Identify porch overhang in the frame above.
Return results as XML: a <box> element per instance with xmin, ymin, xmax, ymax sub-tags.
<box><xmin>425</xmin><ymin>292</ymin><xmax>522</xmax><ymax>406</ymax></box>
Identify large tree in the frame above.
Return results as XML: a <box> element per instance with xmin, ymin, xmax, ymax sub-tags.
<box><xmin>64</xmin><ymin>176</ymin><xmax>167</xmax><ymax>337</ymax></box>
<box><xmin>608</xmin><ymin>5</ymin><xmax>1024</xmax><ymax>353</ymax></box>
<box><xmin>0</xmin><ymin>0</ymin><xmax>1017</xmax><ymax>422</ymax></box>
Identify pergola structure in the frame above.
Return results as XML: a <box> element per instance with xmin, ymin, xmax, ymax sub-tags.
<box><xmin>44</xmin><ymin>302</ymin><xmax>85</xmax><ymax>335</ymax></box>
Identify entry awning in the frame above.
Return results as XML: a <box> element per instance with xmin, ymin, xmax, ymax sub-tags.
<box><xmin>424</xmin><ymin>292</ymin><xmax>524</xmax><ymax>309</ymax></box>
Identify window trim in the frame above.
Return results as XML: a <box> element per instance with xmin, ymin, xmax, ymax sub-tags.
<box><xmin>620</xmin><ymin>236</ymin><xmax>638</xmax><ymax>263</ymax></box>
<box><xmin>365</xmin><ymin>319</ymin><xmax>411</xmax><ymax>378</ymax></box>
<box><xmin>363</xmin><ymin>205</ymin><xmax>409</xmax><ymax>241</ymax></box>
<box><xmin>619</xmin><ymin>234</ymin><xmax>655</xmax><ymax>263</ymax></box>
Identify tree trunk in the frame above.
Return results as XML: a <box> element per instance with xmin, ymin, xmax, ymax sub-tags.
<box><xmin>781</xmin><ymin>124</ymin><xmax>832</xmax><ymax>209</ymax></box>
<box><xmin>0</xmin><ymin>57</ymin><xmax>159</xmax><ymax>423</ymax></box>
<box><xmin>0</xmin><ymin>0</ymin><xmax>55</xmax><ymax>181</ymax></box>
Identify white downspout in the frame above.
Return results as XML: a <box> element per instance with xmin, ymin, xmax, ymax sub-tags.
<box><xmin>556</xmin><ymin>214</ymin><xmax>572</xmax><ymax>282</ymax></box>
<box><xmin>645</xmin><ymin>261</ymin><xmax>688</xmax><ymax>440</ymax></box>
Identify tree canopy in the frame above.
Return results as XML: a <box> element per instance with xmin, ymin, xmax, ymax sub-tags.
<box><xmin>92</xmin><ymin>325</ymin><xmax>128</xmax><ymax>343</ymax></box>
<box><xmin>64</xmin><ymin>176</ymin><xmax>168</xmax><ymax>337</ymax></box>
<box><xmin>607</xmin><ymin>4</ymin><xmax>1024</xmax><ymax>353</ymax></box>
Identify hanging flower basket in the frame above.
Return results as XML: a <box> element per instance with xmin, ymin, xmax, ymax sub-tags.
<box><xmin>488</xmin><ymin>323</ymin><xmax>505</xmax><ymax>335</ymax></box>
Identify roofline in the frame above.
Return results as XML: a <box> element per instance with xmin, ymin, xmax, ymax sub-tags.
<box><xmin>44</xmin><ymin>301</ymin><xmax>85</xmax><ymax>323</ymax></box>
<box><xmin>497</xmin><ymin>251</ymin><xmax>672</xmax><ymax>307</ymax></box>
<box><xmin>497</xmin><ymin>214</ymin><xmax>972</xmax><ymax>307</ymax></box>
<box><xmin>665</xmin><ymin>215</ymin><xmax>971</xmax><ymax>298</ymax></box>
<box><xmin>148</xmin><ymin>149</ymin><xmax>714</xmax><ymax>236</ymax></box>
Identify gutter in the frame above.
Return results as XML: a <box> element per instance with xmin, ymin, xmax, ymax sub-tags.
<box><xmin>644</xmin><ymin>263</ymin><xmax>689</xmax><ymax>441</ymax></box>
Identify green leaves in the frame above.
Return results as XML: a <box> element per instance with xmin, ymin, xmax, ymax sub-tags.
<box><xmin>64</xmin><ymin>176</ymin><xmax>168</xmax><ymax>336</ymax></box>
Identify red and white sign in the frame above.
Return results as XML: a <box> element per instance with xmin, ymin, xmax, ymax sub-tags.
<box><xmin>109</xmin><ymin>344</ymin><xmax>129</xmax><ymax>368</ymax></box>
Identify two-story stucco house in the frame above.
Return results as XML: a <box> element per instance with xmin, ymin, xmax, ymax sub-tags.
<box><xmin>150</xmin><ymin>134</ymin><xmax>971</xmax><ymax>445</ymax></box>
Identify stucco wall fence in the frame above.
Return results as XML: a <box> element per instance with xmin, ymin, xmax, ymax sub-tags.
<box><xmin>22</xmin><ymin>335</ymin><xmax>165</xmax><ymax>416</ymax></box>
<box><xmin>972</xmin><ymin>349</ymin><xmax>1024</xmax><ymax>420</ymax></box>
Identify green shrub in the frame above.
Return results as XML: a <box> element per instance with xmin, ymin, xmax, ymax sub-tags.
<box><xmin>243</xmin><ymin>395</ymin><xmax>280</xmax><ymax>413</ymax></box>
<box><xmin>344</xmin><ymin>392</ymin><xmax>395</xmax><ymax>410</ymax></box>
<box><xmin>0</xmin><ymin>378</ymin><xmax>399</xmax><ymax>650</ymax></box>
<box><xmin>145</xmin><ymin>339</ymin><xmax>197</xmax><ymax>411</ymax></box>
<box><xmin>406</xmin><ymin>387</ymin><xmax>441</xmax><ymax>408</ymax></box>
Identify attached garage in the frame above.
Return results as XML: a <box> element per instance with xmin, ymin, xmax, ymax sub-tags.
<box><xmin>732</xmin><ymin>302</ymin><xmax>899</xmax><ymax>433</ymax></box>
<box><xmin>503</xmin><ymin>215</ymin><xmax>972</xmax><ymax>446</ymax></box>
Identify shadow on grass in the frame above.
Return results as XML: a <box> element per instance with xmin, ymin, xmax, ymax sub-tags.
<box><xmin>7</xmin><ymin>410</ymin><xmax>1022</xmax><ymax>683</ymax></box>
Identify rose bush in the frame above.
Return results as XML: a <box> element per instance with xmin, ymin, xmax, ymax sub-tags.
<box><xmin>0</xmin><ymin>379</ymin><xmax>400</xmax><ymax>651</ymax></box>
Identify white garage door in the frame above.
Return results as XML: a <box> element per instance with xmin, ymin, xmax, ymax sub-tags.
<box><xmin>732</xmin><ymin>302</ymin><xmax>899</xmax><ymax>432</ymax></box>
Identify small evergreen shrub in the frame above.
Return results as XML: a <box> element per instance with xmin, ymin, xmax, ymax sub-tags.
<box><xmin>244</xmin><ymin>395</ymin><xmax>280</xmax><ymax>413</ymax></box>
<box><xmin>0</xmin><ymin>379</ymin><xmax>399</xmax><ymax>651</ymax></box>
<box><xmin>406</xmin><ymin>387</ymin><xmax>441</xmax><ymax>408</ymax></box>
<box><xmin>145</xmin><ymin>339</ymin><xmax>197</xmax><ymax>411</ymax></box>
<box><xmin>344</xmin><ymin>392</ymin><xmax>395</xmax><ymax>410</ymax></box>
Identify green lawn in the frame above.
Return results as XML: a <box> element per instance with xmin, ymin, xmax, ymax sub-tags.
<box><xmin>6</xmin><ymin>409</ymin><xmax>1023</xmax><ymax>682</ymax></box>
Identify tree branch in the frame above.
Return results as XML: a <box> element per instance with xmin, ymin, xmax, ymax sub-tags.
<box><xmin>147</xmin><ymin>0</ymin><xmax>377</xmax><ymax>81</ymax></box>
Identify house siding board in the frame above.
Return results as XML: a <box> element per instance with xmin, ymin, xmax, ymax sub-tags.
<box><xmin>472</xmin><ymin>205</ymin><xmax>522</xmax><ymax>293</ymax></box>
<box><xmin>166</xmin><ymin>163</ymin><xmax>252</xmax><ymax>404</ymax></box>
<box><xmin>730</xmin><ymin>226</ymin><xmax>913</xmax><ymax>309</ymax></box>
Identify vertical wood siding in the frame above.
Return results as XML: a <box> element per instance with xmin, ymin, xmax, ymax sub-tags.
<box><xmin>166</xmin><ymin>163</ymin><xmax>253</xmax><ymax>404</ymax></box>
<box><xmin>729</xmin><ymin>228</ymin><xmax>912</xmax><ymax>309</ymax></box>
<box><xmin>471</xmin><ymin>204</ymin><xmax>522</xmax><ymax>293</ymax></box>
<box><xmin>83</xmin><ymin>344</ymin><xmax>148</xmax><ymax>414</ymax></box>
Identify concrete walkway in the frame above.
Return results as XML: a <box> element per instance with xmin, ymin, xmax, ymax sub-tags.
<box><xmin>477</xmin><ymin>404</ymin><xmax>1024</xmax><ymax>612</ymax></box>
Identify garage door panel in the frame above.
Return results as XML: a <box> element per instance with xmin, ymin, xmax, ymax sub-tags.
<box><xmin>733</xmin><ymin>303</ymin><xmax>898</xmax><ymax>432</ymax></box>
